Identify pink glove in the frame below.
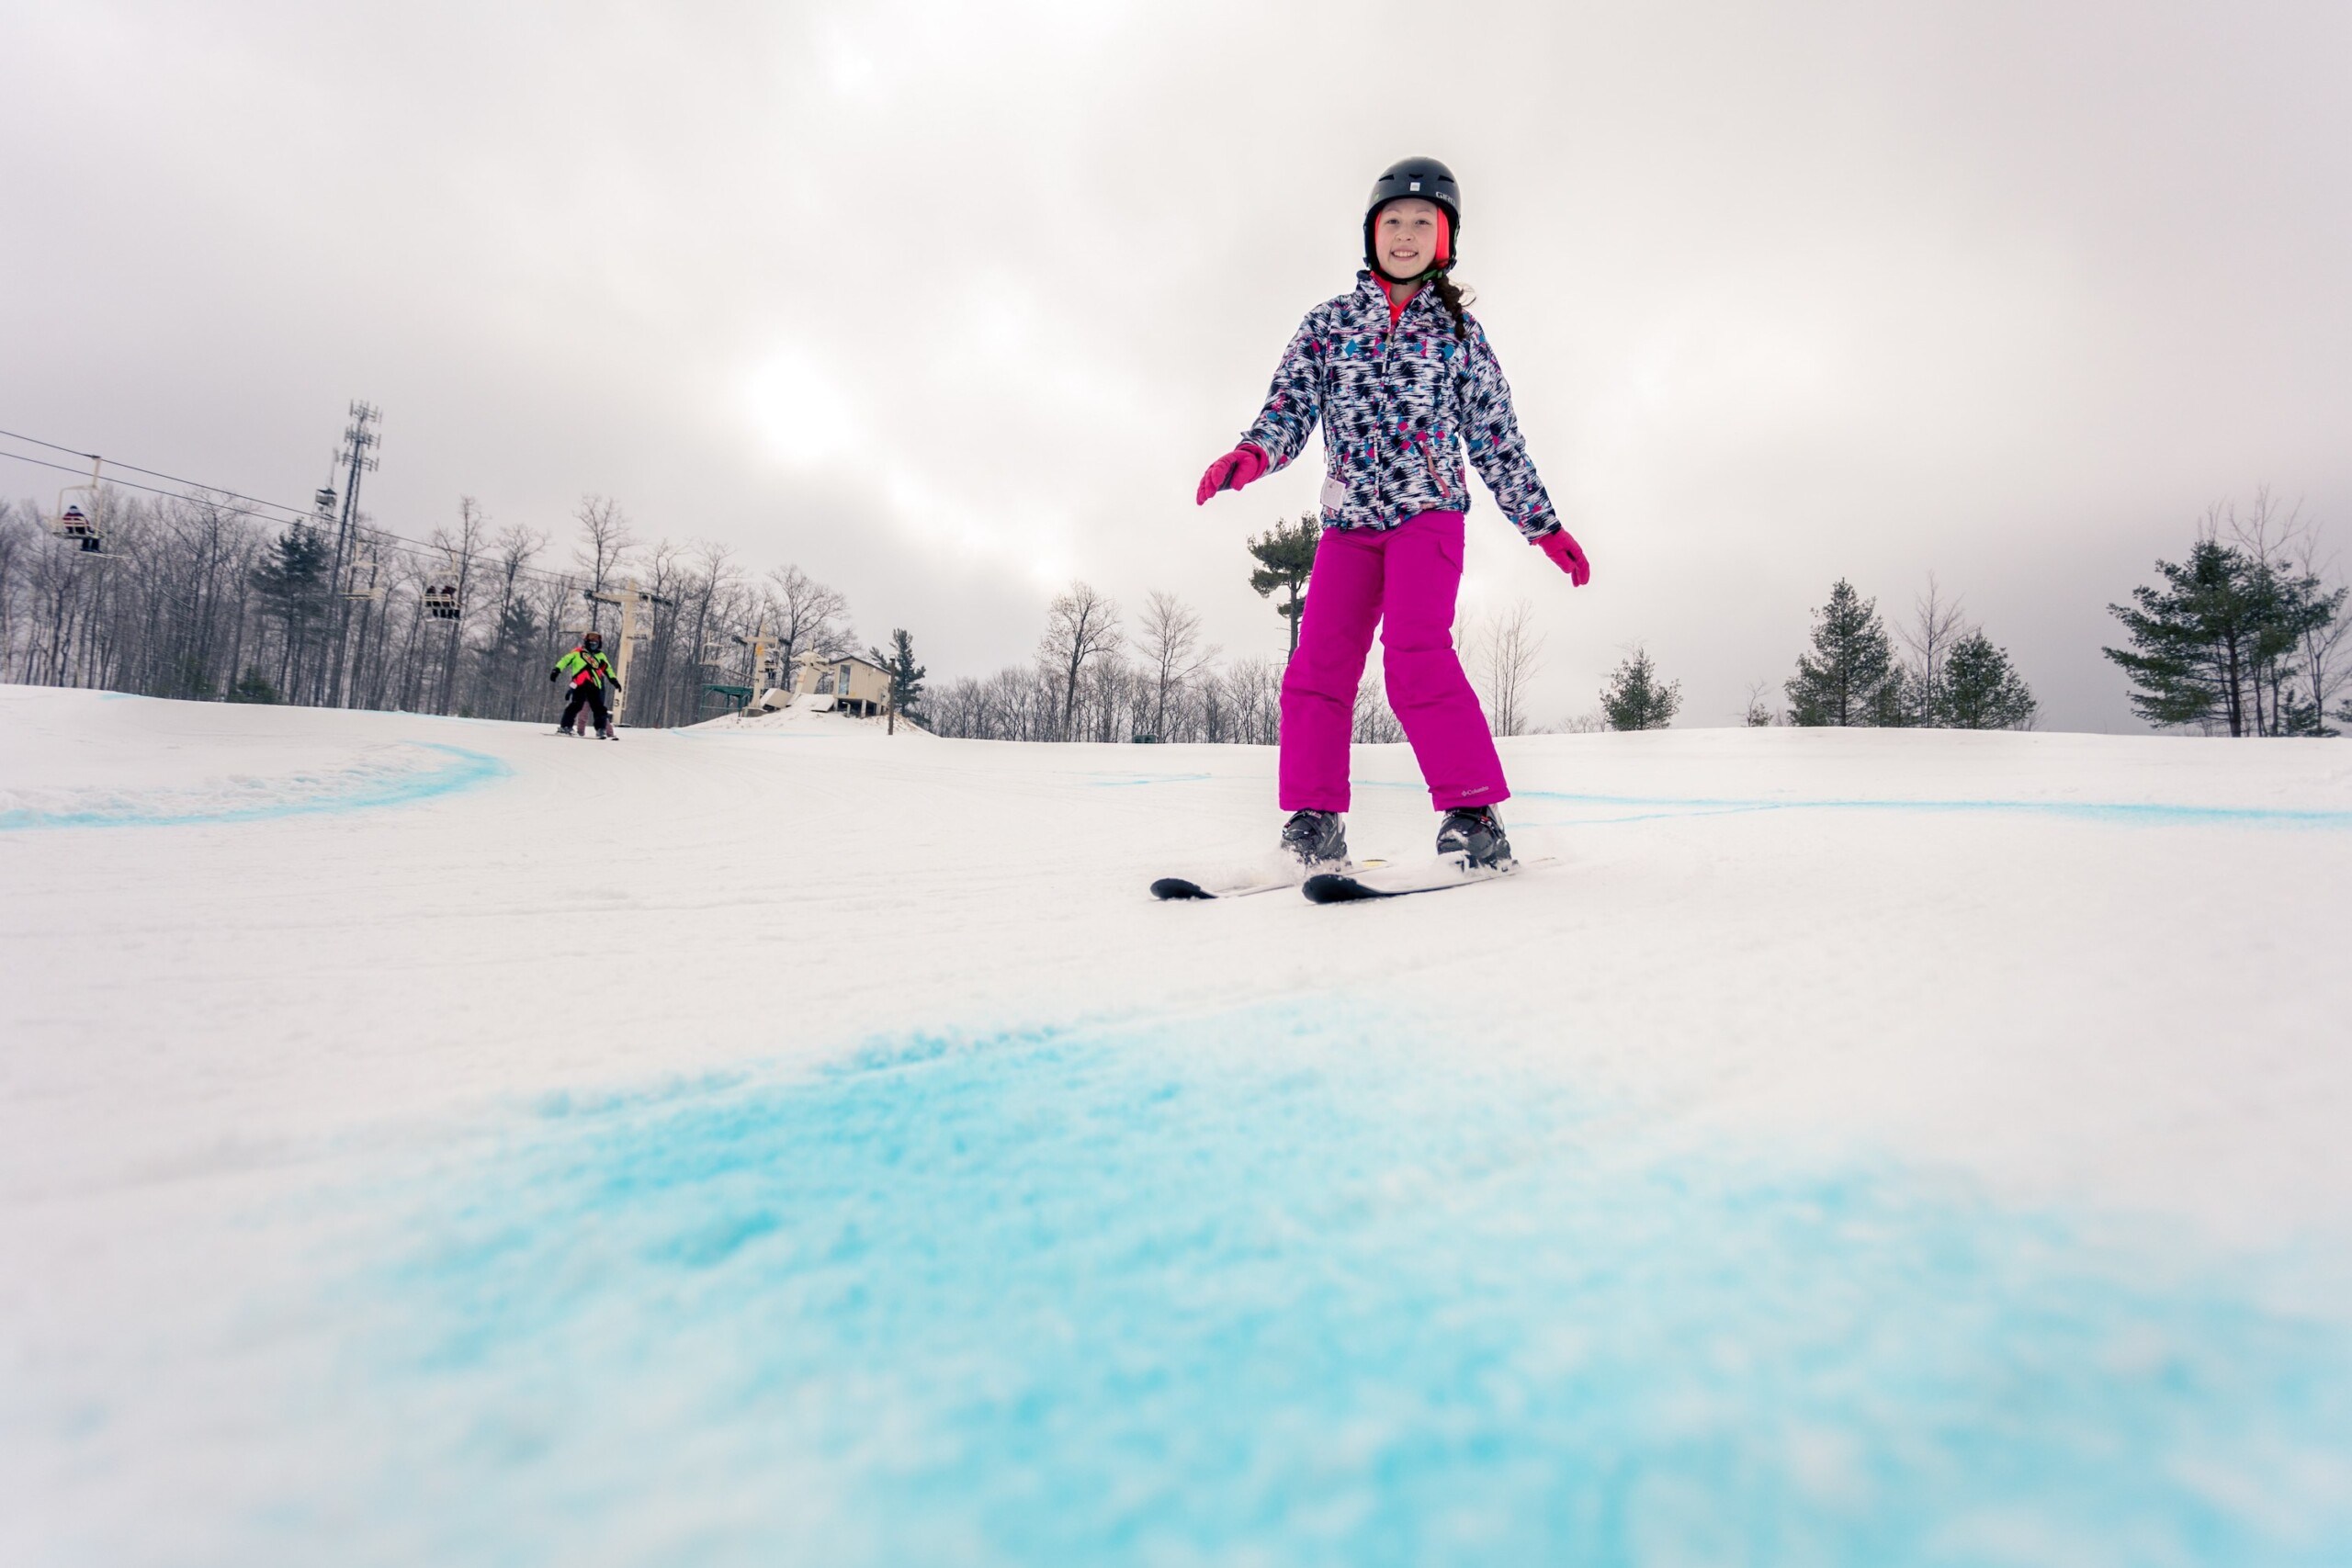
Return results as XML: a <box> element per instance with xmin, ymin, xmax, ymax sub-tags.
<box><xmin>1537</xmin><ymin>527</ymin><xmax>1590</xmax><ymax>586</ymax></box>
<box><xmin>1194</xmin><ymin>444</ymin><xmax>1268</xmax><ymax>505</ymax></box>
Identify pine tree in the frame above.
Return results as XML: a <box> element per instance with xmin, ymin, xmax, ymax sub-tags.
<box><xmin>2105</xmin><ymin>541</ymin><xmax>2271</xmax><ymax>734</ymax></box>
<box><xmin>1247</xmin><ymin>513</ymin><xmax>1321</xmax><ymax>658</ymax></box>
<box><xmin>1871</xmin><ymin>665</ymin><xmax>1917</xmax><ymax>728</ymax></box>
<box><xmin>1785</xmin><ymin>579</ymin><xmax>1898</xmax><ymax>726</ymax></box>
<box><xmin>870</xmin><ymin>628</ymin><xmax>926</xmax><ymax>716</ymax></box>
<box><xmin>251</xmin><ymin>523</ymin><xmax>331</xmax><ymax>610</ymax></box>
<box><xmin>492</xmin><ymin>595</ymin><xmax>538</xmax><ymax>663</ymax></box>
<box><xmin>249</xmin><ymin>524</ymin><xmax>332</xmax><ymax>697</ymax></box>
<box><xmin>1940</xmin><ymin>631</ymin><xmax>2037</xmax><ymax>728</ymax></box>
<box><xmin>1599</xmin><ymin>645</ymin><xmax>1681</xmax><ymax>730</ymax></box>
<box><xmin>483</xmin><ymin>595</ymin><xmax>541</xmax><ymax>719</ymax></box>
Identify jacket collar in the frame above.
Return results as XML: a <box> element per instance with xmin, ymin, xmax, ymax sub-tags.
<box><xmin>1353</xmin><ymin>267</ymin><xmax>1438</xmax><ymax>324</ymax></box>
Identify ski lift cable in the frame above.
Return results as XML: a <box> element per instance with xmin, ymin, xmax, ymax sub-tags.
<box><xmin>1</xmin><ymin>446</ymin><xmax>317</xmax><ymax>532</ymax></box>
<box><xmin>0</xmin><ymin>435</ymin><xmax>587</xmax><ymax>595</ymax></box>
<box><xmin>1</xmin><ymin>428</ymin><xmax>735</xmax><ymax>633</ymax></box>
<box><xmin>0</xmin><ymin>425</ymin><xmax>320</xmax><ymax>525</ymax></box>
<box><xmin>0</xmin><ymin>446</ymin><xmax>457</xmax><ymax>580</ymax></box>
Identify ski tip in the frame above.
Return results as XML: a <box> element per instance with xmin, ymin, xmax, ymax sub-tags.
<box><xmin>1300</xmin><ymin>873</ymin><xmax>1385</xmax><ymax>903</ymax></box>
<box><xmin>1150</xmin><ymin>877</ymin><xmax>1216</xmax><ymax>900</ymax></box>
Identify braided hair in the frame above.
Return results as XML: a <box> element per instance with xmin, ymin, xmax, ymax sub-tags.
<box><xmin>1428</xmin><ymin>270</ymin><xmax>1475</xmax><ymax>344</ymax></box>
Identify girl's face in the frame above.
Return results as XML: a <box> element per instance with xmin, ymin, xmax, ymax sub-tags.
<box><xmin>1374</xmin><ymin>198</ymin><xmax>1442</xmax><ymax>277</ymax></box>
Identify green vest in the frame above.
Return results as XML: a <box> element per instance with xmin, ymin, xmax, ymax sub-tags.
<box><xmin>557</xmin><ymin>647</ymin><xmax>615</xmax><ymax>688</ymax></box>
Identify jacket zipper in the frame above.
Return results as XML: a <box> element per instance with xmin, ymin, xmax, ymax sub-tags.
<box><xmin>1421</xmin><ymin>435</ymin><xmax>1453</xmax><ymax>500</ymax></box>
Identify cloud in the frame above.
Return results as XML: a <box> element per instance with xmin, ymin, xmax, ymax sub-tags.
<box><xmin>5</xmin><ymin>0</ymin><xmax>2348</xmax><ymax>728</ymax></box>
<box><xmin>742</xmin><ymin>347</ymin><xmax>864</xmax><ymax>469</ymax></box>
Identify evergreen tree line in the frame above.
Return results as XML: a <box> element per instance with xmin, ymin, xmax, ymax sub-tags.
<box><xmin>2101</xmin><ymin>493</ymin><xmax>2350</xmax><ymax>736</ymax></box>
<box><xmin>0</xmin><ymin>490</ymin><xmax>862</xmax><ymax>727</ymax></box>
<box><xmin>1768</xmin><ymin>574</ymin><xmax>2038</xmax><ymax>730</ymax></box>
<box><xmin>1582</xmin><ymin>570</ymin><xmax>2035</xmax><ymax>734</ymax></box>
<box><xmin>1602</xmin><ymin>491</ymin><xmax>2350</xmax><ymax>738</ymax></box>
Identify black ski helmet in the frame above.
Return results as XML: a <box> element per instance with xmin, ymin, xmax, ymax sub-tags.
<box><xmin>1363</xmin><ymin>156</ymin><xmax>1462</xmax><ymax>276</ymax></box>
<box><xmin>582</xmin><ymin>630</ymin><xmax>604</xmax><ymax>651</ymax></box>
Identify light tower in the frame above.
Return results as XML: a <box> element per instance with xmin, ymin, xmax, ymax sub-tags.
<box><xmin>324</xmin><ymin>401</ymin><xmax>381</xmax><ymax>706</ymax></box>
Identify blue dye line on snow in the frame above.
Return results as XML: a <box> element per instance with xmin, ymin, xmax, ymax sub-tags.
<box><xmin>304</xmin><ymin>1002</ymin><xmax>2352</xmax><ymax>1567</ymax></box>
<box><xmin>1085</xmin><ymin>771</ymin><xmax>1216</xmax><ymax>786</ymax></box>
<box><xmin>1356</xmin><ymin>778</ymin><xmax>2352</xmax><ymax>829</ymax></box>
<box><xmin>0</xmin><ymin>742</ymin><xmax>509</xmax><ymax>830</ymax></box>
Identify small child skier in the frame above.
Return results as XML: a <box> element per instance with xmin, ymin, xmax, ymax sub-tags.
<box><xmin>550</xmin><ymin>630</ymin><xmax>621</xmax><ymax>738</ymax></box>
<box><xmin>1196</xmin><ymin>155</ymin><xmax>1589</xmax><ymax>874</ymax></box>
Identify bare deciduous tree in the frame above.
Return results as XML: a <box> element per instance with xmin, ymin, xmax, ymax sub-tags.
<box><xmin>427</xmin><ymin>497</ymin><xmax>487</xmax><ymax>714</ymax></box>
<box><xmin>2229</xmin><ymin>489</ymin><xmax>2352</xmax><ymax>732</ymax></box>
<box><xmin>1352</xmin><ymin>674</ymin><xmax>1404</xmax><ymax>743</ymax></box>
<box><xmin>1467</xmin><ymin>598</ymin><xmax>1544</xmax><ymax>738</ymax></box>
<box><xmin>2290</xmin><ymin>525</ymin><xmax>2352</xmax><ymax>729</ymax></box>
<box><xmin>1038</xmin><ymin>581</ymin><xmax>1123</xmax><ymax>741</ymax></box>
<box><xmin>767</xmin><ymin>563</ymin><xmax>854</xmax><ymax>685</ymax></box>
<box><xmin>1222</xmin><ymin>657</ymin><xmax>1283</xmax><ymax>746</ymax></box>
<box><xmin>1134</xmin><ymin>590</ymin><xmax>1216</xmax><ymax>743</ymax></box>
<box><xmin>1898</xmin><ymin>570</ymin><xmax>1967</xmax><ymax>727</ymax></box>
<box><xmin>571</xmin><ymin>495</ymin><xmax>634</xmax><ymax>631</ymax></box>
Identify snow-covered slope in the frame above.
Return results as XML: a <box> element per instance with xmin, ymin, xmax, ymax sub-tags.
<box><xmin>5</xmin><ymin>684</ymin><xmax>2349</xmax><ymax>1566</ymax></box>
<box><xmin>690</xmin><ymin>688</ymin><xmax>937</xmax><ymax>738</ymax></box>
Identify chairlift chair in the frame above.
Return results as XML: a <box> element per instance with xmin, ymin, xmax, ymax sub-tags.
<box><xmin>49</xmin><ymin>456</ymin><xmax>109</xmax><ymax>554</ymax></box>
<box><xmin>422</xmin><ymin>544</ymin><xmax>464</xmax><ymax>620</ymax></box>
<box><xmin>342</xmin><ymin>552</ymin><xmax>386</xmax><ymax>603</ymax></box>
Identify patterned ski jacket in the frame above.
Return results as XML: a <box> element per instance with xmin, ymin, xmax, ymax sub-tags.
<box><xmin>1241</xmin><ymin>271</ymin><xmax>1561</xmax><ymax>538</ymax></box>
<box><xmin>553</xmin><ymin>647</ymin><xmax>617</xmax><ymax>690</ymax></box>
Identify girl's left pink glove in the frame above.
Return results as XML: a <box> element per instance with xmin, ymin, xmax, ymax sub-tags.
<box><xmin>1536</xmin><ymin>526</ymin><xmax>1590</xmax><ymax>586</ymax></box>
<box><xmin>1194</xmin><ymin>444</ymin><xmax>1268</xmax><ymax>505</ymax></box>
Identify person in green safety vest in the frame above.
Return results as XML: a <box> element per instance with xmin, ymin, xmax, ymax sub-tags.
<box><xmin>550</xmin><ymin>630</ymin><xmax>621</xmax><ymax>738</ymax></box>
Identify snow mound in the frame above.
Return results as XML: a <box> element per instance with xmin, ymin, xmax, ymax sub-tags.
<box><xmin>687</xmin><ymin>690</ymin><xmax>933</xmax><ymax>737</ymax></box>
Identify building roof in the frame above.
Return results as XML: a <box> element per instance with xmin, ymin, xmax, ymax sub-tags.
<box><xmin>794</xmin><ymin>650</ymin><xmax>890</xmax><ymax>673</ymax></box>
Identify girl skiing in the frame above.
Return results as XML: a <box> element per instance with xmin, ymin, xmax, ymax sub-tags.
<box><xmin>550</xmin><ymin>630</ymin><xmax>621</xmax><ymax>739</ymax></box>
<box><xmin>1195</xmin><ymin>156</ymin><xmax>1589</xmax><ymax>874</ymax></box>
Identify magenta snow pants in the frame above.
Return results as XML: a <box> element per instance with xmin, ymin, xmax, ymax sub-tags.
<box><xmin>1279</xmin><ymin>510</ymin><xmax>1509</xmax><ymax>814</ymax></box>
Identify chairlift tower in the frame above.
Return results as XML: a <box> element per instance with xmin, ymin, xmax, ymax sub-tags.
<box><xmin>734</xmin><ymin>621</ymin><xmax>779</xmax><ymax>699</ymax></box>
<box><xmin>582</xmin><ymin>578</ymin><xmax>673</xmax><ymax>728</ymax></box>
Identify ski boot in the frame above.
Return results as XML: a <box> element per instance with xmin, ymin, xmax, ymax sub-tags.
<box><xmin>1436</xmin><ymin>805</ymin><xmax>1513</xmax><ymax>872</ymax></box>
<box><xmin>1281</xmin><ymin>807</ymin><xmax>1349</xmax><ymax>872</ymax></box>
<box><xmin>555</xmin><ymin>724</ymin><xmax>576</xmax><ymax>738</ymax></box>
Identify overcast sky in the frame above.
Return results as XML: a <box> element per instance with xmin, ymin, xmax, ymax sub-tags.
<box><xmin>6</xmin><ymin>0</ymin><xmax>2348</xmax><ymax>729</ymax></box>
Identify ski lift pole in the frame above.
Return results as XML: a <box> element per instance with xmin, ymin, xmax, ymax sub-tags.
<box><xmin>583</xmin><ymin>577</ymin><xmax>673</xmax><ymax>728</ymax></box>
<box><xmin>731</xmin><ymin>622</ymin><xmax>775</xmax><ymax>708</ymax></box>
